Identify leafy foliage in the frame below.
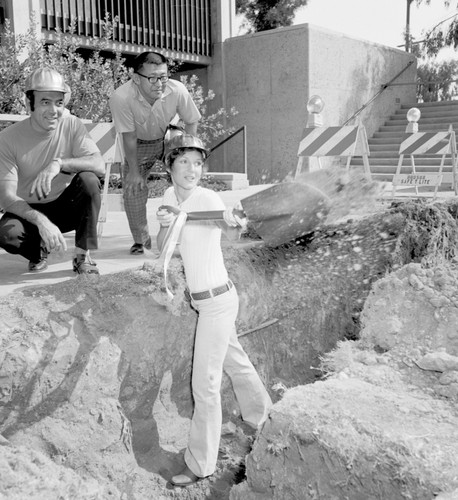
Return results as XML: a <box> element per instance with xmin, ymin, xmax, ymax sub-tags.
<box><xmin>0</xmin><ymin>14</ymin><xmax>129</xmax><ymax>121</ymax></box>
<box><xmin>416</xmin><ymin>59</ymin><xmax>458</xmax><ymax>101</ymax></box>
<box><xmin>107</xmin><ymin>173</ymin><xmax>228</xmax><ymax>198</ymax></box>
<box><xmin>236</xmin><ymin>0</ymin><xmax>309</xmax><ymax>33</ymax></box>
<box><xmin>0</xmin><ymin>14</ymin><xmax>237</xmax><ymax>143</ymax></box>
<box><xmin>0</xmin><ymin>19</ymin><xmax>30</xmax><ymax>115</ymax></box>
<box><xmin>414</xmin><ymin>0</ymin><xmax>458</xmax><ymax>57</ymax></box>
<box><xmin>178</xmin><ymin>74</ymin><xmax>238</xmax><ymax>148</ymax></box>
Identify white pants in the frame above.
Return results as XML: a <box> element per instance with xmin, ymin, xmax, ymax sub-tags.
<box><xmin>184</xmin><ymin>285</ymin><xmax>272</xmax><ymax>477</ymax></box>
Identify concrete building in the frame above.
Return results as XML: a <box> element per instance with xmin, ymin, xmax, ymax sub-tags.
<box><xmin>0</xmin><ymin>0</ymin><xmax>417</xmax><ymax>183</ymax></box>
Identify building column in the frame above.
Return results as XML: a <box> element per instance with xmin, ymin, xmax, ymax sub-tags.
<box><xmin>2</xmin><ymin>0</ymin><xmax>41</xmax><ymax>60</ymax></box>
<box><xmin>208</xmin><ymin>0</ymin><xmax>236</xmax><ymax>171</ymax></box>
<box><xmin>4</xmin><ymin>0</ymin><xmax>40</xmax><ymax>36</ymax></box>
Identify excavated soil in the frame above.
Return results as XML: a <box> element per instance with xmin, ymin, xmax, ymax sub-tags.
<box><xmin>2</xmin><ymin>194</ymin><xmax>458</xmax><ymax>499</ymax></box>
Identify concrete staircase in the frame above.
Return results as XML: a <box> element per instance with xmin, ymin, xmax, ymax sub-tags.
<box><xmin>352</xmin><ymin>100</ymin><xmax>458</xmax><ymax>185</ymax></box>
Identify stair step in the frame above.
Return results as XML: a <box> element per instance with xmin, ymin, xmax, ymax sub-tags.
<box><xmin>364</xmin><ymin>151</ymin><xmax>455</xmax><ymax>159</ymax></box>
<box><xmin>372</xmin><ymin>132</ymin><xmax>458</xmax><ymax>141</ymax></box>
<box><xmin>353</xmin><ymin>157</ymin><xmax>455</xmax><ymax>167</ymax></box>
<box><xmin>385</xmin><ymin>122</ymin><xmax>458</xmax><ymax>129</ymax></box>
<box><xmin>401</xmin><ymin>101</ymin><xmax>458</xmax><ymax>109</ymax></box>
<box><xmin>372</xmin><ymin>129</ymin><xmax>458</xmax><ymax>139</ymax></box>
<box><xmin>390</xmin><ymin>109</ymin><xmax>458</xmax><ymax>121</ymax></box>
<box><xmin>379</xmin><ymin>123</ymin><xmax>458</xmax><ymax>132</ymax></box>
<box><xmin>369</xmin><ymin>141</ymin><xmax>401</xmax><ymax>151</ymax></box>
<box><xmin>387</xmin><ymin>116</ymin><xmax>458</xmax><ymax>126</ymax></box>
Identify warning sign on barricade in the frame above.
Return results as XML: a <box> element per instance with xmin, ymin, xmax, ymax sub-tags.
<box><xmin>296</xmin><ymin>123</ymin><xmax>371</xmax><ymax>179</ymax></box>
<box><xmin>391</xmin><ymin>127</ymin><xmax>457</xmax><ymax>199</ymax></box>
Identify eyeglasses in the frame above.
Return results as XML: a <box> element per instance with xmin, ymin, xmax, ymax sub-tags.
<box><xmin>136</xmin><ymin>73</ymin><xmax>169</xmax><ymax>84</ymax></box>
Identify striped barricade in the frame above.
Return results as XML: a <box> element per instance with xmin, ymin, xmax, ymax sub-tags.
<box><xmin>84</xmin><ymin>123</ymin><xmax>123</xmax><ymax>238</ymax></box>
<box><xmin>392</xmin><ymin>129</ymin><xmax>457</xmax><ymax>199</ymax></box>
<box><xmin>296</xmin><ymin>124</ymin><xmax>371</xmax><ymax>179</ymax></box>
<box><xmin>85</xmin><ymin>122</ymin><xmax>118</xmax><ymax>162</ymax></box>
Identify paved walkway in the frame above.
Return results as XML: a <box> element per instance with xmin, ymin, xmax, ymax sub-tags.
<box><xmin>2</xmin><ymin>182</ymin><xmax>456</xmax><ymax>298</ymax></box>
<box><xmin>0</xmin><ymin>186</ymin><xmax>269</xmax><ymax>298</ymax></box>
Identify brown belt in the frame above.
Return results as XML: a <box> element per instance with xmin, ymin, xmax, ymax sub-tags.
<box><xmin>190</xmin><ymin>280</ymin><xmax>233</xmax><ymax>301</ymax></box>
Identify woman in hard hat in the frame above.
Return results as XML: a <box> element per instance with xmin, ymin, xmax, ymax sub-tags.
<box><xmin>156</xmin><ymin>133</ymin><xmax>272</xmax><ymax>487</ymax></box>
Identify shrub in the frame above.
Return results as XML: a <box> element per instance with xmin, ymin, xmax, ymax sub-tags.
<box><xmin>105</xmin><ymin>173</ymin><xmax>228</xmax><ymax>198</ymax></box>
<box><xmin>0</xmin><ymin>15</ymin><xmax>129</xmax><ymax>121</ymax></box>
<box><xmin>0</xmin><ymin>14</ymin><xmax>237</xmax><ymax>142</ymax></box>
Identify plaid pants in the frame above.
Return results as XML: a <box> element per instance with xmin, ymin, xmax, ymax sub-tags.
<box><xmin>123</xmin><ymin>138</ymin><xmax>164</xmax><ymax>244</ymax></box>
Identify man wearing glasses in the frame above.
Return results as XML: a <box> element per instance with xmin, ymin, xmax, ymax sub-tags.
<box><xmin>109</xmin><ymin>51</ymin><xmax>201</xmax><ymax>254</ymax></box>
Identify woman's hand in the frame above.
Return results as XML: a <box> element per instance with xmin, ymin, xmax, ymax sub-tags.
<box><xmin>223</xmin><ymin>203</ymin><xmax>247</xmax><ymax>230</ymax></box>
<box><xmin>157</xmin><ymin>206</ymin><xmax>178</xmax><ymax>227</ymax></box>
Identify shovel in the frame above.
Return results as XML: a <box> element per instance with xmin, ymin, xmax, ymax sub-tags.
<box><xmin>160</xmin><ymin>182</ymin><xmax>331</xmax><ymax>246</ymax></box>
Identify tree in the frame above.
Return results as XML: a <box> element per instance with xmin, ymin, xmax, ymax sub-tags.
<box><xmin>416</xmin><ymin>59</ymin><xmax>458</xmax><ymax>101</ymax></box>
<box><xmin>415</xmin><ymin>0</ymin><xmax>458</xmax><ymax>57</ymax></box>
<box><xmin>236</xmin><ymin>0</ymin><xmax>309</xmax><ymax>33</ymax></box>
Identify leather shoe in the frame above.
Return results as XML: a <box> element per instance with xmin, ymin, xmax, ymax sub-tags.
<box><xmin>170</xmin><ymin>466</ymin><xmax>201</xmax><ymax>487</ymax></box>
<box><xmin>129</xmin><ymin>236</ymin><xmax>152</xmax><ymax>255</ymax></box>
<box><xmin>129</xmin><ymin>243</ymin><xmax>144</xmax><ymax>255</ymax></box>
<box><xmin>73</xmin><ymin>254</ymin><xmax>99</xmax><ymax>275</ymax></box>
<box><xmin>28</xmin><ymin>257</ymin><xmax>48</xmax><ymax>272</ymax></box>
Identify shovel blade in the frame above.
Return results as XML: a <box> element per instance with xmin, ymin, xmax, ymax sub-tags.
<box><xmin>240</xmin><ymin>182</ymin><xmax>329</xmax><ymax>246</ymax></box>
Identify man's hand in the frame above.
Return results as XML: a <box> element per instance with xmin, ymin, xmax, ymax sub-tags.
<box><xmin>124</xmin><ymin>171</ymin><xmax>146</xmax><ymax>196</ymax></box>
<box><xmin>38</xmin><ymin>218</ymin><xmax>67</xmax><ymax>253</ymax></box>
<box><xmin>30</xmin><ymin>160</ymin><xmax>61</xmax><ymax>200</ymax></box>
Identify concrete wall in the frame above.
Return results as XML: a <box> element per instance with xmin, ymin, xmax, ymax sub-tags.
<box><xmin>210</xmin><ymin>23</ymin><xmax>416</xmax><ymax>184</ymax></box>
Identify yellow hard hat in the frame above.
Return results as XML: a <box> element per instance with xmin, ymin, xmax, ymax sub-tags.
<box><xmin>25</xmin><ymin>68</ymin><xmax>68</xmax><ymax>94</ymax></box>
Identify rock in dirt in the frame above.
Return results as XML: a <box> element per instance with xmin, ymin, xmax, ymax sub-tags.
<box><xmin>233</xmin><ymin>261</ymin><xmax>458</xmax><ymax>499</ymax></box>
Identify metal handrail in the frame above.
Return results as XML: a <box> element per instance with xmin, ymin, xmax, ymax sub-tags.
<box><xmin>343</xmin><ymin>60</ymin><xmax>415</xmax><ymax>126</ymax></box>
<box><xmin>210</xmin><ymin>125</ymin><xmax>247</xmax><ymax>175</ymax></box>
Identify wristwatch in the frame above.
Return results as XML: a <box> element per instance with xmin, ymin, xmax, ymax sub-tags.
<box><xmin>53</xmin><ymin>158</ymin><xmax>63</xmax><ymax>169</ymax></box>
<box><xmin>53</xmin><ymin>158</ymin><xmax>71</xmax><ymax>175</ymax></box>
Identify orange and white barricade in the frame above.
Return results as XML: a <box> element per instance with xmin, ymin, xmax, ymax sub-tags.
<box><xmin>391</xmin><ymin>127</ymin><xmax>457</xmax><ymax>200</ymax></box>
<box><xmin>296</xmin><ymin>123</ymin><xmax>371</xmax><ymax>179</ymax></box>
<box><xmin>84</xmin><ymin>122</ymin><xmax>123</xmax><ymax>238</ymax></box>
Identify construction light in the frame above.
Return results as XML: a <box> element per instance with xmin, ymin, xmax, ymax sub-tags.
<box><xmin>306</xmin><ymin>95</ymin><xmax>324</xmax><ymax>128</ymax></box>
<box><xmin>406</xmin><ymin>107</ymin><xmax>421</xmax><ymax>133</ymax></box>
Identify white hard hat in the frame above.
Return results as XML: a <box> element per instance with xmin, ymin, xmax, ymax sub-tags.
<box><xmin>25</xmin><ymin>68</ymin><xmax>68</xmax><ymax>94</ymax></box>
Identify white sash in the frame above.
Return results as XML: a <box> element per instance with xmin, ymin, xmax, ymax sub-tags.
<box><xmin>158</xmin><ymin>211</ymin><xmax>188</xmax><ymax>299</ymax></box>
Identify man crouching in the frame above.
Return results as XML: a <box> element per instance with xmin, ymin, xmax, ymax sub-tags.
<box><xmin>0</xmin><ymin>68</ymin><xmax>105</xmax><ymax>275</ymax></box>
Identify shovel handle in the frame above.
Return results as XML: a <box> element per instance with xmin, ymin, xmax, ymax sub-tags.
<box><xmin>159</xmin><ymin>205</ymin><xmax>245</xmax><ymax>221</ymax></box>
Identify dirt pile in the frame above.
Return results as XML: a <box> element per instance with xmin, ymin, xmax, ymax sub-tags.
<box><xmin>231</xmin><ymin>263</ymin><xmax>458</xmax><ymax>499</ymax></box>
<box><xmin>1</xmin><ymin>198</ymin><xmax>458</xmax><ymax>499</ymax></box>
